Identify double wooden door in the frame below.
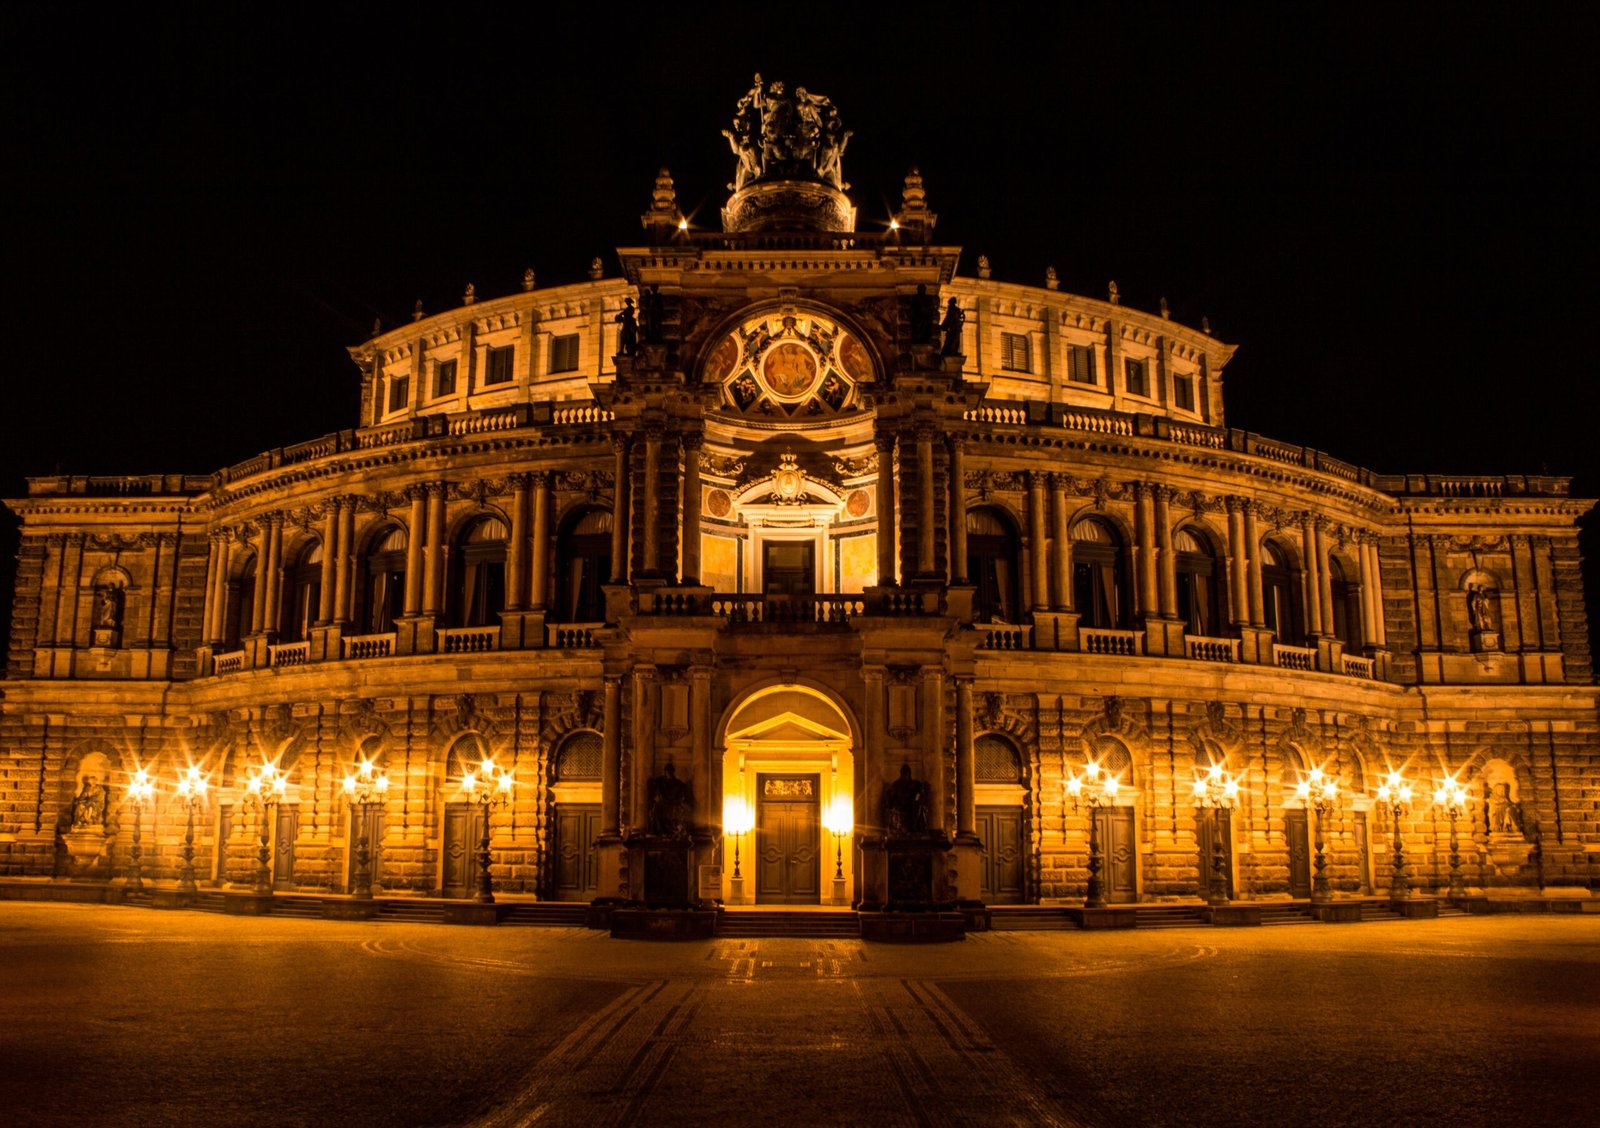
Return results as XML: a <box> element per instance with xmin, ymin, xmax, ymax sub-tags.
<box><xmin>273</xmin><ymin>806</ymin><xmax>298</xmax><ymax>890</ymax></box>
<box><xmin>1285</xmin><ymin>808</ymin><xmax>1312</xmax><ymax>898</ymax></box>
<box><xmin>756</xmin><ymin>775</ymin><xmax>820</xmax><ymax>904</ymax></box>
<box><xmin>552</xmin><ymin>803</ymin><xmax>601</xmax><ymax>900</ymax></box>
<box><xmin>442</xmin><ymin>802</ymin><xmax>486</xmax><ymax>898</ymax></box>
<box><xmin>976</xmin><ymin>806</ymin><xmax>1025</xmax><ymax>903</ymax></box>
<box><xmin>1196</xmin><ymin>807</ymin><xmax>1235</xmax><ymax>899</ymax></box>
<box><xmin>348</xmin><ymin>805</ymin><xmax>384</xmax><ymax>891</ymax></box>
<box><xmin>1094</xmin><ymin>806</ymin><xmax>1138</xmax><ymax>903</ymax></box>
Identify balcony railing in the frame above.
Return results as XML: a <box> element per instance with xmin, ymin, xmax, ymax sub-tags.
<box><xmin>711</xmin><ymin>595</ymin><xmax>865</xmax><ymax>624</ymax></box>
<box><xmin>437</xmin><ymin>626</ymin><xmax>500</xmax><ymax>654</ymax></box>
<box><xmin>548</xmin><ymin>623</ymin><xmax>603</xmax><ymax>649</ymax></box>
<box><xmin>1185</xmin><ymin>635</ymin><xmax>1241</xmax><ymax>663</ymax></box>
<box><xmin>1341</xmin><ymin>653</ymin><xmax>1376</xmax><ymax>679</ymax></box>
<box><xmin>268</xmin><ymin>641</ymin><xmax>309</xmax><ymax>668</ymax></box>
<box><xmin>1081</xmin><ymin>627</ymin><xmax>1143</xmax><ymax>656</ymax></box>
<box><xmin>341</xmin><ymin>633</ymin><xmax>395</xmax><ymax>660</ymax></box>
<box><xmin>977</xmin><ymin>623</ymin><xmax>1032</xmax><ymax>650</ymax></box>
<box><xmin>213</xmin><ymin>650</ymin><xmax>246</xmax><ymax>675</ymax></box>
<box><xmin>1273</xmin><ymin>643</ymin><xmax>1317</xmax><ymax>672</ymax></box>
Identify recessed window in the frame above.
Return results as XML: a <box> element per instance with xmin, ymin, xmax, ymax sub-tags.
<box><xmin>1000</xmin><ymin>332</ymin><xmax>1031</xmax><ymax>373</ymax></box>
<box><xmin>1173</xmin><ymin>373</ymin><xmax>1195</xmax><ymax>411</ymax></box>
<box><xmin>1123</xmin><ymin>357</ymin><xmax>1149</xmax><ymax>398</ymax></box>
<box><xmin>485</xmin><ymin>344</ymin><xmax>514</xmax><ymax>385</ymax></box>
<box><xmin>550</xmin><ymin>333</ymin><xmax>579</xmax><ymax>373</ymax></box>
<box><xmin>387</xmin><ymin>374</ymin><xmax>409</xmax><ymax>412</ymax></box>
<box><xmin>1068</xmin><ymin>344</ymin><xmax>1096</xmax><ymax>385</ymax></box>
<box><xmin>434</xmin><ymin>358</ymin><xmax>458</xmax><ymax>398</ymax></box>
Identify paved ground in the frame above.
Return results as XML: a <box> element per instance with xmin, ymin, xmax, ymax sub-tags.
<box><xmin>1</xmin><ymin>905</ymin><xmax>1596</xmax><ymax>1127</ymax></box>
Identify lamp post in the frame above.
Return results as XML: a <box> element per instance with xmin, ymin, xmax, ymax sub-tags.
<box><xmin>1191</xmin><ymin>762</ymin><xmax>1241</xmax><ymax>908</ymax></box>
<box><xmin>244</xmin><ymin>762</ymin><xmax>287</xmax><ymax>896</ymax></box>
<box><xmin>1432</xmin><ymin>777</ymin><xmax>1469</xmax><ymax>900</ymax></box>
<box><xmin>1066</xmin><ymin>761</ymin><xmax>1122</xmax><ymax>910</ymax></box>
<box><xmin>723</xmin><ymin>794</ymin><xmax>754</xmax><ymax>903</ymax></box>
<box><xmin>1295</xmin><ymin>767</ymin><xmax>1340</xmax><ymax>906</ymax></box>
<box><xmin>342</xmin><ymin>757</ymin><xmax>390</xmax><ymax>900</ymax></box>
<box><xmin>460</xmin><ymin>756</ymin><xmax>513</xmax><ymax>904</ymax></box>
<box><xmin>824</xmin><ymin>793</ymin><xmax>853</xmax><ymax>902</ymax></box>
<box><xmin>124</xmin><ymin>768</ymin><xmax>156</xmax><ymax>894</ymax></box>
<box><xmin>1375</xmin><ymin>769</ymin><xmax>1414</xmax><ymax>902</ymax></box>
<box><xmin>174</xmin><ymin>766</ymin><xmax>207</xmax><ymax>896</ymax></box>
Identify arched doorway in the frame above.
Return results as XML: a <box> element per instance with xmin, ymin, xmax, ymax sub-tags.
<box><xmin>974</xmin><ymin>733</ymin><xmax>1026</xmax><ymax>903</ymax></box>
<box><xmin>441</xmin><ymin>734</ymin><xmax>491</xmax><ymax>898</ymax></box>
<box><xmin>1089</xmin><ymin>734</ymin><xmax>1138</xmax><ymax>902</ymax></box>
<box><xmin>1281</xmin><ymin>745</ymin><xmax>1314</xmax><ymax>898</ymax></box>
<box><xmin>549</xmin><ymin>730</ymin><xmax>603</xmax><ymax>900</ymax></box>
<box><xmin>719</xmin><ymin>685</ymin><xmax>856</xmax><ymax>907</ymax></box>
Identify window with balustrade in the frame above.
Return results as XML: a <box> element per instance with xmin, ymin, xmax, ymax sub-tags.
<box><xmin>451</xmin><ymin>517</ymin><xmax>508</xmax><ymax>628</ymax></box>
<box><xmin>555</xmin><ymin>506</ymin><xmax>612</xmax><ymax>623</ymax></box>
<box><xmin>1175</xmin><ymin>526</ymin><xmax>1224</xmax><ymax>636</ymax></box>
<box><xmin>1261</xmin><ymin>541</ymin><xmax>1304</xmax><ymax>643</ymax></box>
<box><xmin>361</xmin><ymin>525</ymin><xmax>408</xmax><ymax>634</ymax></box>
<box><xmin>279</xmin><ymin>540</ymin><xmax>324</xmax><ymax>643</ymax></box>
<box><xmin>966</xmin><ymin>506</ymin><xmax>1021</xmax><ymax>623</ymax></box>
<box><xmin>1072</xmin><ymin>517</ymin><xmax>1130</xmax><ymax>629</ymax></box>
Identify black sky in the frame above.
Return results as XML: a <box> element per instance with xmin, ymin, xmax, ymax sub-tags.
<box><xmin>3</xmin><ymin>5</ymin><xmax>1597</xmax><ymax>650</ymax></box>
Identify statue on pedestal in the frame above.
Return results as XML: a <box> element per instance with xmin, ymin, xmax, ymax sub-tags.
<box><xmin>71</xmin><ymin>775</ymin><xmax>109</xmax><ymax>830</ymax></box>
<box><xmin>884</xmin><ymin>764</ymin><xmax>929</xmax><ymax>837</ymax></box>
<box><xmin>647</xmin><ymin>763</ymin><xmax>693</xmax><ymax>838</ymax></box>
<box><xmin>939</xmin><ymin>298</ymin><xmax>965</xmax><ymax>357</ymax></box>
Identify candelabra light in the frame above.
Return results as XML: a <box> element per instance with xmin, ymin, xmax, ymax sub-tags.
<box><xmin>1375</xmin><ymin>769</ymin><xmax>1415</xmax><ymax>902</ymax></box>
<box><xmin>124</xmin><ymin>768</ymin><xmax>156</xmax><ymax>894</ymax></box>
<box><xmin>244</xmin><ymin>761</ymin><xmax>288</xmax><ymax>896</ymax></box>
<box><xmin>342</xmin><ymin>757</ymin><xmax>390</xmax><ymax>900</ymax></box>
<box><xmin>174</xmin><ymin>765</ymin><xmax>207</xmax><ymax>896</ymax></box>
<box><xmin>460</xmin><ymin>756</ymin><xmax>513</xmax><ymax>904</ymax></box>
<box><xmin>1295</xmin><ymin>767</ymin><xmax>1341</xmax><ymax>905</ymax></box>
<box><xmin>1191</xmin><ymin>762</ymin><xmax>1241</xmax><ymax>907</ymax></box>
<box><xmin>824</xmin><ymin>794</ymin><xmax>854</xmax><ymax>882</ymax></box>
<box><xmin>1066</xmin><ymin>761</ymin><xmax>1122</xmax><ymax>909</ymax></box>
<box><xmin>1432</xmin><ymin>777</ymin><xmax>1470</xmax><ymax>900</ymax></box>
<box><xmin>723</xmin><ymin>794</ymin><xmax>754</xmax><ymax>881</ymax></box>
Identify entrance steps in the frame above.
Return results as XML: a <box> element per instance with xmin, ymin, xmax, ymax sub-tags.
<box><xmin>500</xmin><ymin>902</ymin><xmax>590</xmax><ymax>928</ymax></box>
<box><xmin>1133</xmin><ymin>904</ymin><xmax>1210</xmax><ymax>929</ymax></box>
<box><xmin>1258</xmin><ymin>902</ymin><xmax>1315</xmax><ymax>926</ymax></box>
<box><xmin>989</xmin><ymin>906</ymin><xmax>1075</xmax><ymax>931</ymax></box>
<box><xmin>377</xmin><ymin>900</ymin><xmax>448</xmax><ymax>924</ymax></box>
<box><xmin>716</xmin><ymin>909</ymin><xmax>861</xmax><ymax>938</ymax></box>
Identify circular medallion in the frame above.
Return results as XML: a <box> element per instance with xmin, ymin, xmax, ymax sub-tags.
<box><xmin>706</xmin><ymin>489</ymin><xmax>732</xmax><ymax>518</ymax></box>
<box><xmin>846</xmin><ymin>489</ymin><xmax>870</xmax><ymax>518</ymax></box>
<box><xmin>761</xmin><ymin>343</ymin><xmax>819</xmax><ymax>400</ymax></box>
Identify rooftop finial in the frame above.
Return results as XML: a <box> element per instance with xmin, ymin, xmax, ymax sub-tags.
<box><xmin>589</xmin><ymin>257</ymin><xmax>604</xmax><ymax>281</ymax></box>
<box><xmin>722</xmin><ymin>75</ymin><xmax>851</xmax><ymax>192</ymax></box>
<box><xmin>463</xmin><ymin>283</ymin><xmax>476</xmax><ymax>306</ymax></box>
<box><xmin>1159</xmin><ymin>296</ymin><xmax>1170</xmax><ymax>319</ymax></box>
<box><xmin>413</xmin><ymin>299</ymin><xmax>425</xmax><ymax>322</ymax></box>
<box><xmin>1045</xmin><ymin>266</ymin><xmax>1059</xmax><ymax>291</ymax></box>
<box><xmin>1201</xmin><ymin>315</ymin><xmax>1212</xmax><ymax>335</ymax></box>
<box><xmin>892</xmin><ymin>166</ymin><xmax>937</xmax><ymax>239</ymax></box>
<box><xmin>978</xmin><ymin>255</ymin><xmax>992</xmax><ymax>280</ymax></box>
<box><xmin>1108</xmin><ymin>280</ymin><xmax>1120</xmax><ymax>306</ymax></box>
<box><xmin>371</xmin><ymin>317</ymin><xmax>382</xmax><ymax>337</ymax></box>
<box><xmin>523</xmin><ymin>267</ymin><xmax>536</xmax><ymax>292</ymax></box>
<box><xmin>642</xmin><ymin>167</ymin><xmax>682</xmax><ymax>238</ymax></box>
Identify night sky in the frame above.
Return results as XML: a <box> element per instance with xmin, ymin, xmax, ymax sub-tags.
<box><xmin>4</xmin><ymin>6</ymin><xmax>1597</xmax><ymax>651</ymax></box>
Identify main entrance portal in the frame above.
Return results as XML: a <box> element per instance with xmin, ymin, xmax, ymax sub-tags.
<box><xmin>756</xmin><ymin>774</ymin><xmax>820</xmax><ymax>904</ymax></box>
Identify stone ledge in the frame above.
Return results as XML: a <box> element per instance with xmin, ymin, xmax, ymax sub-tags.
<box><xmin>442</xmin><ymin>902</ymin><xmax>506</xmax><ymax>926</ymax></box>
<box><xmin>1204</xmin><ymin>904</ymin><xmax>1262</xmax><ymax>926</ymax></box>
<box><xmin>1066</xmin><ymin>907</ymin><xmax>1138</xmax><ymax>930</ymax></box>
<box><xmin>1391</xmin><ymin>899</ymin><xmax>1440</xmax><ymax>918</ymax></box>
<box><xmin>322</xmin><ymin>899</ymin><xmax>380</xmax><ymax>921</ymax></box>
<box><xmin>222</xmin><ymin>892</ymin><xmax>276</xmax><ymax>916</ymax></box>
<box><xmin>1312</xmin><ymin>902</ymin><xmax>1364</xmax><ymax>923</ymax></box>
<box><xmin>859</xmin><ymin>911</ymin><xmax>966</xmax><ymax>943</ymax></box>
<box><xmin>611</xmin><ymin>908</ymin><xmax>717</xmax><ymax>940</ymax></box>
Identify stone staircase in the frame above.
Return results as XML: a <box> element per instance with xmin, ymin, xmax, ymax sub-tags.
<box><xmin>500</xmin><ymin>902</ymin><xmax>591</xmax><ymax>928</ymax></box>
<box><xmin>376</xmin><ymin>900</ymin><xmax>447</xmax><ymax>924</ymax></box>
<box><xmin>715</xmin><ymin>909</ymin><xmax>861</xmax><ymax>938</ymax></box>
<box><xmin>1258</xmin><ymin>902</ymin><xmax>1315</xmax><ymax>926</ymax></box>
<box><xmin>1133</xmin><ymin>904</ymin><xmax>1210</xmax><ymax>929</ymax></box>
<box><xmin>989</xmin><ymin>906</ymin><xmax>1076</xmax><ymax>931</ymax></box>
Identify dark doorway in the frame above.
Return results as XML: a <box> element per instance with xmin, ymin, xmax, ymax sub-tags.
<box><xmin>273</xmin><ymin>806</ymin><xmax>298</xmax><ymax>889</ymax></box>
<box><xmin>552</xmin><ymin>802</ymin><xmax>601</xmax><ymax>900</ymax></box>
<box><xmin>1353</xmin><ymin>809</ymin><xmax>1373</xmax><ymax>894</ymax></box>
<box><xmin>348</xmin><ymin>805</ymin><xmax>384</xmax><ymax>891</ymax></box>
<box><xmin>442</xmin><ymin>802</ymin><xmax>484</xmax><ymax>898</ymax></box>
<box><xmin>1285</xmin><ymin>807</ymin><xmax>1312</xmax><ymax>898</ymax></box>
<box><xmin>1196</xmin><ymin>807</ymin><xmax>1235</xmax><ymax>899</ymax></box>
<box><xmin>762</xmin><ymin>542</ymin><xmax>815</xmax><ymax>597</ymax></box>
<box><xmin>976</xmin><ymin>805</ymin><xmax>1025</xmax><ymax>903</ymax></box>
<box><xmin>1094</xmin><ymin>806</ymin><xmax>1138</xmax><ymax>902</ymax></box>
<box><xmin>756</xmin><ymin>774</ymin><xmax>820</xmax><ymax>904</ymax></box>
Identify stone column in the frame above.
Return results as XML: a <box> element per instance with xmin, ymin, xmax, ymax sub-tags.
<box><xmin>1300</xmin><ymin>513</ymin><xmax>1324</xmax><ymax>636</ymax></box>
<box><xmin>947</xmin><ymin>436</ymin><xmax>968</xmax><ymax>584</ymax></box>
<box><xmin>209</xmin><ymin>534</ymin><xmax>233</xmax><ymax>644</ymax></box>
<box><xmin>955</xmin><ymin>677</ymin><xmax>976</xmax><ymax>838</ymax></box>
<box><xmin>916</xmin><ymin>425</ymin><xmax>937</xmax><ymax>578</ymax></box>
<box><xmin>262</xmin><ymin>514</ymin><xmax>284</xmax><ymax>635</ymax></box>
<box><xmin>1155</xmin><ymin>487</ymin><xmax>1177</xmax><ymax>618</ymax></box>
<box><xmin>317</xmin><ymin>501</ymin><xmax>338</xmax><ymax>625</ymax></box>
<box><xmin>643</xmin><ymin>426</ymin><xmax>662</xmax><ymax>577</ymax></box>
<box><xmin>610</xmin><ymin>434</ymin><xmax>631</xmax><ymax>583</ymax></box>
<box><xmin>505</xmin><ymin>474</ymin><xmax>528</xmax><ymax>611</ymax></box>
<box><xmin>690</xmin><ymin>666</ymin><xmax>713</xmax><ymax>829</ymax></box>
<box><xmin>1051</xmin><ymin>476</ymin><xmax>1072</xmax><ymax>609</ymax></box>
<box><xmin>861</xmin><ymin>668</ymin><xmax>884</xmax><ymax>831</ymax></box>
<box><xmin>921</xmin><ymin>668</ymin><xmax>945</xmax><ymax>833</ymax></box>
<box><xmin>1244</xmin><ymin>504</ymin><xmax>1264</xmax><ymax>627</ymax></box>
<box><xmin>1226</xmin><ymin>498</ymin><xmax>1249</xmax><ymax>628</ymax></box>
<box><xmin>1029</xmin><ymin>472</ymin><xmax>1049</xmax><ymax>611</ymax></box>
<box><xmin>1134</xmin><ymin>483</ymin><xmax>1157</xmax><ymax>617</ymax></box>
<box><xmin>876</xmin><ymin>433</ymin><xmax>897</xmax><ymax>586</ymax></box>
<box><xmin>422</xmin><ymin>485</ymin><xmax>446</xmax><ymax>616</ymax></box>
<box><xmin>529</xmin><ymin>472</ymin><xmax>550</xmax><ymax>609</ymax></box>
<box><xmin>601</xmin><ymin>675</ymin><xmax>622</xmax><ymax>834</ymax></box>
<box><xmin>403</xmin><ymin>488</ymin><xmax>425</xmax><ymax>616</ymax></box>
<box><xmin>630</xmin><ymin>666</ymin><xmax>658</xmax><ymax>829</ymax></box>
<box><xmin>1315</xmin><ymin>519</ymin><xmax>1335</xmax><ymax>638</ymax></box>
<box><xmin>681</xmin><ymin>433</ymin><xmax>703</xmax><ymax>585</ymax></box>
<box><xmin>1364</xmin><ymin>537</ymin><xmax>1387</xmax><ymax>645</ymax></box>
<box><xmin>249</xmin><ymin>526</ymin><xmax>268</xmax><ymax>634</ymax></box>
<box><xmin>335</xmin><ymin>497</ymin><xmax>355</xmax><ymax>623</ymax></box>
<box><xmin>202</xmin><ymin>535</ymin><xmax>222</xmax><ymax>644</ymax></box>
<box><xmin>1356</xmin><ymin>534</ymin><xmax>1377</xmax><ymax>648</ymax></box>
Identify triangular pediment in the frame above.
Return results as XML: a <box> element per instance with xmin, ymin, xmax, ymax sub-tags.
<box><xmin>726</xmin><ymin>710</ymin><xmax>849</xmax><ymax>745</ymax></box>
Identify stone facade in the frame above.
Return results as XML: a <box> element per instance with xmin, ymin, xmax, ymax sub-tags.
<box><xmin>4</xmin><ymin>89</ymin><xmax>1597</xmax><ymax>908</ymax></box>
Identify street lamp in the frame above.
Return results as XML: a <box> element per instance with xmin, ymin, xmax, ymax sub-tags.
<box><xmin>243</xmin><ymin>761</ymin><xmax>288</xmax><ymax>896</ymax></box>
<box><xmin>1295</xmin><ymin>767</ymin><xmax>1340</xmax><ymax>906</ymax></box>
<box><xmin>824</xmin><ymin>793</ymin><xmax>854</xmax><ymax>882</ymax></box>
<box><xmin>1191</xmin><ymin>762</ymin><xmax>1241</xmax><ymax>908</ymax></box>
<box><xmin>1432</xmin><ymin>777</ymin><xmax>1470</xmax><ymax>900</ymax></box>
<box><xmin>124</xmin><ymin>767</ymin><xmax>156</xmax><ymax>894</ymax></box>
<box><xmin>174</xmin><ymin>765</ymin><xmax>208</xmax><ymax>896</ymax></box>
<box><xmin>1375</xmin><ymin>769</ymin><xmax>1415</xmax><ymax>902</ymax></box>
<box><xmin>722</xmin><ymin>794</ymin><xmax>754</xmax><ymax>882</ymax></box>
<box><xmin>460</xmin><ymin>756</ymin><xmax>513</xmax><ymax>904</ymax></box>
<box><xmin>341</xmin><ymin>757</ymin><xmax>390</xmax><ymax>900</ymax></box>
<box><xmin>1066</xmin><ymin>761</ymin><xmax>1122</xmax><ymax>910</ymax></box>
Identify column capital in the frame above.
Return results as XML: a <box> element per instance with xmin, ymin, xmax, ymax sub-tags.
<box><xmin>1131</xmin><ymin>480</ymin><xmax>1154</xmax><ymax>500</ymax></box>
<box><xmin>874</xmin><ymin>431</ymin><xmax>897</xmax><ymax>453</ymax></box>
<box><xmin>946</xmin><ymin>432</ymin><xmax>966</xmax><ymax>454</ymax></box>
<box><xmin>1152</xmin><ymin>483</ymin><xmax>1178</xmax><ymax>504</ymax></box>
<box><xmin>680</xmin><ymin>431</ymin><xmax>704</xmax><ymax>452</ymax></box>
<box><xmin>611</xmin><ymin>432</ymin><xmax>633</xmax><ymax>454</ymax></box>
<box><xmin>1225</xmin><ymin>494</ymin><xmax>1250</xmax><ymax>514</ymax></box>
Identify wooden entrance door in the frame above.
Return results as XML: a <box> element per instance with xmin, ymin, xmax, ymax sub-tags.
<box><xmin>976</xmin><ymin>805</ymin><xmax>1025</xmax><ymax>903</ymax></box>
<box><xmin>756</xmin><ymin>775</ymin><xmax>820</xmax><ymax>905</ymax></box>
<box><xmin>1285</xmin><ymin>808</ymin><xmax>1312</xmax><ymax>898</ymax></box>
<box><xmin>1094</xmin><ymin>806</ymin><xmax>1138</xmax><ymax>903</ymax></box>
<box><xmin>214</xmin><ymin>804</ymin><xmax>233</xmax><ymax>884</ymax></box>
<box><xmin>348</xmin><ymin>806</ymin><xmax>385</xmax><ymax>891</ymax></box>
<box><xmin>442</xmin><ymin>802</ymin><xmax>484</xmax><ymax>898</ymax></box>
<box><xmin>1353</xmin><ymin>809</ymin><xmax>1373</xmax><ymax>894</ymax></box>
<box><xmin>273</xmin><ymin>806</ymin><xmax>298</xmax><ymax>889</ymax></box>
<box><xmin>552</xmin><ymin>803</ymin><xmax>602</xmax><ymax>900</ymax></box>
<box><xmin>1196</xmin><ymin>807</ymin><xmax>1235</xmax><ymax>899</ymax></box>
<box><xmin>762</xmin><ymin>541</ymin><xmax>816</xmax><ymax>596</ymax></box>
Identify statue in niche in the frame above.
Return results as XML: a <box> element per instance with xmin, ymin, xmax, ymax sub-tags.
<box><xmin>95</xmin><ymin>586</ymin><xmax>124</xmax><ymax>631</ymax></box>
<box><xmin>1467</xmin><ymin>584</ymin><xmax>1498</xmax><ymax>633</ymax></box>
<box><xmin>939</xmin><ymin>298</ymin><xmax>965</xmax><ymax>357</ymax></box>
<box><xmin>884</xmin><ymin>764</ymin><xmax>929</xmax><ymax>836</ymax></box>
<box><xmin>1487</xmin><ymin>781</ymin><xmax>1525</xmax><ymax>837</ymax></box>
<box><xmin>647</xmin><ymin>763</ymin><xmax>693</xmax><ymax>838</ymax></box>
<box><xmin>70</xmin><ymin>775</ymin><xmax>110</xmax><ymax>830</ymax></box>
<box><xmin>615</xmin><ymin>298</ymin><xmax>638</xmax><ymax>357</ymax></box>
<box><xmin>909</xmin><ymin>284</ymin><xmax>937</xmax><ymax>346</ymax></box>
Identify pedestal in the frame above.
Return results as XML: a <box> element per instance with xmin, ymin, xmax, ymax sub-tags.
<box><xmin>61</xmin><ymin>829</ymin><xmax>109</xmax><ymax>879</ymax></box>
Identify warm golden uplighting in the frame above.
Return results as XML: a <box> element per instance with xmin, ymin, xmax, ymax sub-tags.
<box><xmin>723</xmin><ymin>794</ymin><xmax>754</xmax><ymax>881</ymax></box>
<box><xmin>127</xmin><ymin>767</ymin><xmax>155</xmax><ymax>803</ymax></box>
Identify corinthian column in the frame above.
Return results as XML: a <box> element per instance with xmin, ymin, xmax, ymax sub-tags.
<box><xmin>1028</xmin><ymin>472</ymin><xmax>1049</xmax><ymax>612</ymax></box>
<box><xmin>681</xmin><ymin>433</ymin><xmax>703</xmax><ymax>585</ymax></box>
<box><xmin>876</xmin><ymin>433</ymin><xmax>897</xmax><ymax>586</ymax></box>
<box><xmin>948</xmin><ymin>436</ymin><xmax>968</xmax><ymax>584</ymax></box>
<box><xmin>611</xmin><ymin>434</ymin><xmax>631</xmax><ymax>583</ymax></box>
<box><xmin>916</xmin><ymin>425</ymin><xmax>936</xmax><ymax>577</ymax></box>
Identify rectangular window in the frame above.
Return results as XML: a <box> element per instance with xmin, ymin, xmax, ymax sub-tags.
<box><xmin>550</xmin><ymin>333</ymin><xmax>579</xmax><ymax>373</ymax></box>
<box><xmin>1067</xmin><ymin>344</ymin><xmax>1096</xmax><ymax>384</ymax></box>
<box><xmin>1173</xmin><ymin>373</ymin><xmax>1195</xmax><ymax>411</ymax></box>
<box><xmin>1000</xmin><ymin>332</ymin><xmax>1031</xmax><ymax>373</ymax></box>
<box><xmin>434</xmin><ymin>358</ymin><xmax>457</xmax><ymax>398</ymax></box>
<box><xmin>387</xmin><ymin>375</ymin><xmax>409</xmax><ymax>412</ymax></box>
<box><xmin>1123</xmin><ymin>357</ymin><xmax>1149</xmax><ymax>398</ymax></box>
<box><xmin>485</xmin><ymin>344</ymin><xmax>514</xmax><ymax>385</ymax></box>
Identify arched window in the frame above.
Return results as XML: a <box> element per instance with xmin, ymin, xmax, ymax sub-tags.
<box><xmin>966</xmin><ymin>507</ymin><xmax>1021</xmax><ymax>623</ymax></box>
<box><xmin>452</xmin><ymin>517</ymin><xmax>508</xmax><ymax>628</ymax></box>
<box><xmin>553</xmin><ymin>731</ymin><xmax>603</xmax><ymax>782</ymax></box>
<box><xmin>555</xmin><ymin>507</ymin><xmax>612</xmax><ymax>623</ymax></box>
<box><xmin>280</xmin><ymin>540</ymin><xmax>323</xmax><ymax>642</ymax></box>
<box><xmin>1260</xmin><ymin>541</ymin><xmax>1303</xmax><ymax>642</ymax></box>
<box><xmin>226</xmin><ymin>552</ymin><xmax>257</xmax><ymax>649</ymax></box>
<box><xmin>974</xmin><ymin>733</ymin><xmax>1023</xmax><ymax>784</ymax></box>
<box><xmin>1174</xmin><ymin>526</ymin><xmax>1224</xmax><ymax>636</ymax></box>
<box><xmin>1328</xmin><ymin>556</ymin><xmax>1362</xmax><ymax>649</ymax></box>
<box><xmin>361</xmin><ymin>525</ymin><xmax>408</xmax><ymax>634</ymax></box>
<box><xmin>1090</xmin><ymin>735</ymin><xmax>1135</xmax><ymax>791</ymax></box>
<box><xmin>1072</xmin><ymin>518</ymin><xmax>1129</xmax><ymax>628</ymax></box>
